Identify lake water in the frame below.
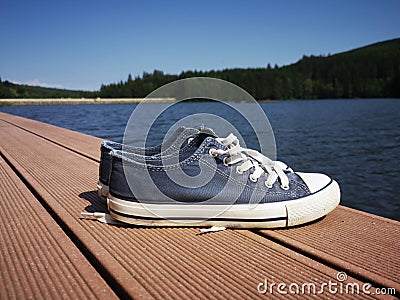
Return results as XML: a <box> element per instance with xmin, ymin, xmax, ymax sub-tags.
<box><xmin>1</xmin><ymin>99</ymin><xmax>399</xmax><ymax>221</ymax></box>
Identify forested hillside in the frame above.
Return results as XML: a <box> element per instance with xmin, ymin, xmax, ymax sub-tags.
<box><xmin>99</xmin><ymin>38</ymin><xmax>400</xmax><ymax>99</ymax></box>
<box><xmin>0</xmin><ymin>79</ymin><xmax>96</xmax><ymax>99</ymax></box>
<box><xmin>1</xmin><ymin>38</ymin><xmax>399</xmax><ymax>99</ymax></box>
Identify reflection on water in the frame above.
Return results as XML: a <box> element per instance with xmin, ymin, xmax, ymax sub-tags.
<box><xmin>1</xmin><ymin>99</ymin><xmax>399</xmax><ymax>221</ymax></box>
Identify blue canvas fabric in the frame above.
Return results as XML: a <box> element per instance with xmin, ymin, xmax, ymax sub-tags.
<box><xmin>108</xmin><ymin>134</ymin><xmax>312</xmax><ymax>205</ymax></box>
<box><xmin>98</xmin><ymin>126</ymin><xmax>215</xmax><ymax>186</ymax></box>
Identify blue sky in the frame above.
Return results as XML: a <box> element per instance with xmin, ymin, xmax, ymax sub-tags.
<box><xmin>1</xmin><ymin>0</ymin><xmax>399</xmax><ymax>91</ymax></box>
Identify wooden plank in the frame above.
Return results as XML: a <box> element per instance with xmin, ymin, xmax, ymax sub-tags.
<box><xmin>0</xmin><ymin>119</ymin><xmax>386</xmax><ymax>299</ymax></box>
<box><xmin>259</xmin><ymin>206</ymin><xmax>400</xmax><ymax>292</ymax></box>
<box><xmin>0</xmin><ymin>112</ymin><xmax>101</xmax><ymax>161</ymax></box>
<box><xmin>0</xmin><ymin>152</ymin><xmax>118</xmax><ymax>299</ymax></box>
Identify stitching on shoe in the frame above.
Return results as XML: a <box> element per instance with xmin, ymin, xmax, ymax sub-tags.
<box><xmin>116</xmin><ymin>139</ymin><xmax>309</xmax><ymax>197</ymax></box>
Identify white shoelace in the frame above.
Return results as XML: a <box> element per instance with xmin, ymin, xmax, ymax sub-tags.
<box><xmin>209</xmin><ymin>134</ymin><xmax>290</xmax><ymax>190</ymax></box>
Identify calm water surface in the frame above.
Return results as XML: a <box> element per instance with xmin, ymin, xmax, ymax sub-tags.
<box><xmin>1</xmin><ymin>99</ymin><xmax>399</xmax><ymax>221</ymax></box>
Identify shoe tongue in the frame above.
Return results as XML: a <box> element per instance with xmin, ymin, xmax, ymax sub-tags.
<box><xmin>173</xmin><ymin>131</ymin><xmax>217</xmax><ymax>162</ymax></box>
<box><xmin>173</xmin><ymin>126</ymin><xmax>217</xmax><ymax>149</ymax></box>
<box><xmin>196</xmin><ymin>125</ymin><xmax>217</xmax><ymax>138</ymax></box>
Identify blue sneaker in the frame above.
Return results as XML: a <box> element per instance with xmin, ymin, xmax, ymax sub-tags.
<box><xmin>107</xmin><ymin>133</ymin><xmax>340</xmax><ymax>228</ymax></box>
<box><xmin>97</xmin><ymin>126</ymin><xmax>216</xmax><ymax>200</ymax></box>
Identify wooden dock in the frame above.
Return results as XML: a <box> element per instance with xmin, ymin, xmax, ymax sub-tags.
<box><xmin>0</xmin><ymin>111</ymin><xmax>398</xmax><ymax>299</ymax></box>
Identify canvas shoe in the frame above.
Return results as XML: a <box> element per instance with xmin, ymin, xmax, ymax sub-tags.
<box><xmin>97</xmin><ymin>126</ymin><xmax>216</xmax><ymax>200</ymax></box>
<box><xmin>107</xmin><ymin>132</ymin><xmax>340</xmax><ymax>228</ymax></box>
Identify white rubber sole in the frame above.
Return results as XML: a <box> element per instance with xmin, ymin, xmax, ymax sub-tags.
<box><xmin>96</xmin><ymin>181</ymin><xmax>109</xmax><ymax>202</ymax></box>
<box><xmin>107</xmin><ymin>180</ymin><xmax>340</xmax><ymax>228</ymax></box>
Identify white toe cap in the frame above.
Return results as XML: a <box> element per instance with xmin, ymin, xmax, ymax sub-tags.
<box><xmin>296</xmin><ymin>172</ymin><xmax>331</xmax><ymax>193</ymax></box>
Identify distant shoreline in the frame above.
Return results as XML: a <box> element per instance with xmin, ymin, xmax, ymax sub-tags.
<box><xmin>1</xmin><ymin>98</ymin><xmax>398</xmax><ymax>106</ymax></box>
<box><xmin>0</xmin><ymin>98</ymin><xmax>176</xmax><ymax>106</ymax></box>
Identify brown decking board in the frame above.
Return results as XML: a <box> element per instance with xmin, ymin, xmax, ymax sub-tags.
<box><xmin>0</xmin><ymin>112</ymin><xmax>101</xmax><ymax>161</ymax></box>
<box><xmin>0</xmin><ymin>112</ymin><xmax>398</xmax><ymax>299</ymax></box>
<box><xmin>0</xmin><ymin>147</ymin><xmax>117</xmax><ymax>299</ymax></box>
<box><xmin>259</xmin><ymin>206</ymin><xmax>400</xmax><ymax>291</ymax></box>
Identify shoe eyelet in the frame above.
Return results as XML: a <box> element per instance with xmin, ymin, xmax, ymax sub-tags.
<box><xmin>236</xmin><ymin>166</ymin><xmax>243</xmax><ymax>174</ymax></box>
<box><xmin>265</xmin><ymin>181</ymin><xmax>273</xmax><ymax>189</ymax></box>
<box><xmin>280</xmin><ymin>184</ymin><xmax>289</xmax><ymax>190</ymax></box>
<box><xmin>209</xmin><ymin>148</ymin><xmax>217</xmax><ymax>157</ymax></box>
<box><xmin>249</xmin><ymin>174</ymin><xmax>258</xmax><ymax>182</ymax></box>
<box><xmin>223</xmin><ymin>157</ymin><xmax>229</xmax><ymax>167</ymax></box>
